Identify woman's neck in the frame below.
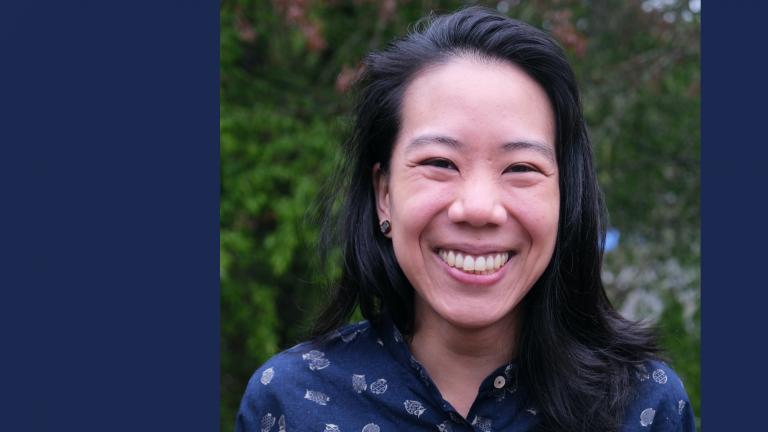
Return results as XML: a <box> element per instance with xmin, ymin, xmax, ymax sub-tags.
<box><xmin>408</xmin><ymin>305</ymin><xmax>519</xmax><ymax>418</ymax></box>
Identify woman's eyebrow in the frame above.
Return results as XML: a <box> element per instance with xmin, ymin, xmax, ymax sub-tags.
<box><xmin>502</xmin><ymin>140</ymin><xmax>556</xmax><ymax>164</ymax></box>
<box><xmin>406</xmin><ymin>134</ymin><xmax>555</xmax><ymax>163</ymax></box>
<box><xmin>405</xmin><ymin>134</ymin><xmax>463</xmax><ymax>152</ymax></box>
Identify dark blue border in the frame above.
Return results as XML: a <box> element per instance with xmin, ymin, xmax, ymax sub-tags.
<box><xmin>1</xmin><ymin>2</ymin><xmax>219</xmax><ymax>430</ymax></box>
<box><xmin>2</xmin><ymin>0</ymin><xmax>767</xmax><ymax>429</ymax></box>
<box><xmin>703</xmin><ymin>1</ymin><xmax>768</xmax><ymax>429</ymax></box>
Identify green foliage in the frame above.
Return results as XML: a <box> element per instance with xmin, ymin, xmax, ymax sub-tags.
<box><xmin>220</xmin><ymin>1</ymin><xmax>700</xmax><ymax>431</ymax></box>
<box><xmin>220</xmin><ymin>100</ymin><xmax>343</xmax><ymax>428</ymax></box>
<box><xmin>659</xmin><ymin>293</ymin><xmax>701</xmax><ymax>429</ymax></box>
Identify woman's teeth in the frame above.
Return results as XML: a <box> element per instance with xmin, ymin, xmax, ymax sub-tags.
<box><xmin>438</xmin><ymin>249</ymin><xmax>510</xmax><ymax>275</ymax></box>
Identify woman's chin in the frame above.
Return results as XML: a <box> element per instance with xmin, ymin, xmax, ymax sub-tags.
<box><xmin>435</xmin><ymin>304</ymin><xmax>514</xmax><ymax>331</ymax></box>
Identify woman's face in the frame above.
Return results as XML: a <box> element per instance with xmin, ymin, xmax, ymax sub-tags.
<box><xmin>374</xmin><ymin>56</ymin><xmax>560</xmax><ymax>331</ymax></box>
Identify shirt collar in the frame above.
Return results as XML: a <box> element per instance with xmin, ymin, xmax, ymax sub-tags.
<box><xmin>371</xmin><ymin>313</ymin><xmax>521</xmax><ymax>394</ymax></box>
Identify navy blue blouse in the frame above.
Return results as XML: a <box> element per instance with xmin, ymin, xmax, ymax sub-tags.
<box><xmin>236</xmin><ymin>318</ymin><xmax>695</xmax><ymax>431</ymax></box>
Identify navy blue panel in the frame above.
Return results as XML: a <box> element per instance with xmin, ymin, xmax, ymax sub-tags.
<box><xmin>702</xmin><ymin>1</ymin><xmax>768</xmax><ymax>430</ymax></box>
<box><xmin>1</xmin><ymin>1</ymin><xmax>219</xmax><ymax>430</ymax></box>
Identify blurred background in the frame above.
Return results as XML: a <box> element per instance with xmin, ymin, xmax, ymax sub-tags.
<box><xmin>220</xmin><ymin>0</ymin><xmax>700</xmax><ymax>430</ymax></box>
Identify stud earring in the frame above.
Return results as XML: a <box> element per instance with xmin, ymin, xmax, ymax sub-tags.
<box><xmin>379</xmin><ymin>220</ymin><xmax>391</xmax><ymax>235</ymax></box>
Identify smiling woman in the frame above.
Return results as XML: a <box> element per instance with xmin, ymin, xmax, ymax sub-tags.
<box><xmin>236</xmin><ymin>6</ymin><xmax>695</xmax><ymax>432</ymax></box>
<box><xmin>373</xmin><ymin>57</ymin><xmax>561</xmax><ymax>418</ymax></box>
<box><xmin>374</xmin><ymin>57</ymin><xmax>559</xmax><ymax>340</ymax></box>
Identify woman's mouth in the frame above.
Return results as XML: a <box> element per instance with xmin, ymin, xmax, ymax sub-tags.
<box><xmin>437</xmin><ymin>249</ymin><xmax>511</xmax><ymax>275</ymax></box>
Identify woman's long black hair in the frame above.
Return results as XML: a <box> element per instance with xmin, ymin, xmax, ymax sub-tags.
<box><xmin>313</xmin><ymin>6</ymin><xmax>659</xmax><ymax>431</ymax></box>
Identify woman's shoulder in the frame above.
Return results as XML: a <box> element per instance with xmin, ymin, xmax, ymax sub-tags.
<box><xmin>235</xmin><ymin>320</ymin><xmax>379</xmax><ymax>431</ymax></box>
<box><xmin>621</xmin><ymin>359</ymin><xmax>696</xmax><ymax>431</ymax></box>
<box><xmin>244</xmin><ymin>319</ymin><xmax>375</xmax><ymax>389</ymax></box>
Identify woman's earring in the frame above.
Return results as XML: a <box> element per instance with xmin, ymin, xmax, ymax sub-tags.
<box><xmin>379</xmin><ymin>220</ymin><xmax>391</xmax><ymax>235</ymax></box>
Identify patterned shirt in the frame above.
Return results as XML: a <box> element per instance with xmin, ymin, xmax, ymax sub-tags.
<box><xmin>236</xmin><ymin>318</ymin><xmax>696</xmax><ymax>431</ymax></box>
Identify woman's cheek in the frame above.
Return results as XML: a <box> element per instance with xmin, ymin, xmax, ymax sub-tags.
<box><xmin>509</xmin><ymin>185</ymin><xmax>559</xmax><ymax>216</ymax></box>
<box><xmin>408</xmin><ymin>183</ymin><xmax>453</xmax><ymax>209</ymax></box>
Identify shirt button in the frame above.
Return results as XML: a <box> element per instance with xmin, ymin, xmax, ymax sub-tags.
<box><xmin>494</xmin><ymin>375</ymin><xmax>506</xmax><ymax>389</ymax></box>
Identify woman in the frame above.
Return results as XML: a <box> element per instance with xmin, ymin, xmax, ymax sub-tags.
<box><xmin>237</xmin><ymin>7</ymin><xmax>695</xmax><ymax>431</ymax></box>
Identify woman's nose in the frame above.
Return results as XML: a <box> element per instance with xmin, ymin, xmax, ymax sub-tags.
<box><xmin>447</xmin><ymin>177</ymin><xmax>508</xmax><ymax>227</ymax></box>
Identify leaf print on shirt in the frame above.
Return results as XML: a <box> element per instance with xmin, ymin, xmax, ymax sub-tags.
<box><xmin>393</xmin><ymin>327</ymin><xmax>403</xmax><ymax>343</ymax></box>
<box><xmin>260</xmin><ymin>413</ymin><xmax>276</xmax><ymax>432</ymax></box>
<box><xmin>303</xmin><ymin>350</ymin><xmax>325</xmax><ymax>360</ymax></box>
<box><xmin>278</xmin><ymin>414</ymin><xmax>286</xmax><ymax>432</ymax></box>
<box><xmin>404</xmin><ymin>399</ymin><xmax>426</xmax><ymax>417</ymax></box>
<box><xmin>678</xmin><ymin>400</ymin><xmax>686</xmax><ymax>415</ymax></box>
<box><xmin>436</xmin><ymin>420</ymin><xmax>454</xmax><ymax>432</ymax></box>
<box><xmin>369</xmin><ymin>378</ymin><xmax>388</xmax><ymax>394</ymax></box>
<box><xmin>324</xmin><ymin>424</ymin><xmax>341</xmax><ymax>432</ymax></box>
<box><xmin>526</xmin><ymin>407</ymin><xmax>538</xmax><ymax>416</ymax></box>
<box><xmin>341</xmin><ymin>326</ymin><xmax>368</xmax><ymax>343</ymax></box>
<box><xmin>260</xmin><ymin>367</ymin><xmax>274</xmax><ymax>385</ymax></box>
<box><xmin>409</xmin><ymin>355</ymin><xmax>431</xmax><ymax>386</ymax></box>
<box><xmin>471</xmin><ymin>415</ymin><xmax>493</xmax><ymax>432</ymax></box>
<box><xmin>301</xmin><ymin>350</ymin><xmax>331</xmax><ymax>371</ymax></box>
<box><xmin>352</xmin><ymin>374</ymin><xmax>367</xmax><ymax>393</ymax></box>
<box><xmin>635</xmin><ymin>364</ymin><xmax>650</xmax><ymax>382</ymax></box>
<box><xmin>341</xmin><ymin>331</ymin><xmax>359</xmax><ymax>343</ymax></box>
<box><xmin>304</xmin><ymin>389</ymin><xmax>330</xmax><ymax>405</ymax></box>
<box><xmin>652</xmin><ymin>368</ymin><xmax>668</xmax><ymax>384</ymax></box>
<box><xmin>503</xmin><ymin>364</ymin><xmax>518</xmax><ymax>393</ymax></box>
<box><xmin>640</xmin><ymin>408</ymin><xmax>656</xmax><ymax>427</ymax></box>
<box><xmin>361</xmin><ymin>423</ymin><xmax>380</xmax><ymax>432</ymax></box>
<box><xmin>503</xmin><ymin>363</ymin><xmax>515</xmax><ymax>378</ymax></box>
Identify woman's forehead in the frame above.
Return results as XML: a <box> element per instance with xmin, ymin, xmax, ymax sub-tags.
<box><xmin>395</xmin><ymin>57</ymin><xmax>556</xmax><ymax>153</ymax></box>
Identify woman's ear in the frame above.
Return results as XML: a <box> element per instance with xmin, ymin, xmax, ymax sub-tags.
<box><xmin>372</xmin><ymin>163</ymin><xmax>391</xmax><ymax>233</ymax></box>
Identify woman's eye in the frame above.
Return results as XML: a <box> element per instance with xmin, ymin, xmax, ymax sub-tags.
<box><xmin>504</xmin><ymin>164</ymin><xmax>538</xmax><ymax>174</ymax></box>
<box><xmin>421</xmin><ymin>158</ymin><xmax>458</xmax><ymax>170</ymax></box>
